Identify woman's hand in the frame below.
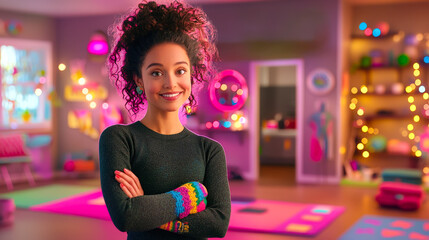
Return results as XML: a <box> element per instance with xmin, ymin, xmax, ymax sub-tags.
<box><xmin>114</xmin><ymin>168</ymin><xmax>144</xmax><ymax>198</ymax></box>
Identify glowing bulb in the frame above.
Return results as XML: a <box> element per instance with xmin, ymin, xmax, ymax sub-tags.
<box><xmin>360</xmin><ymin>85</ymin><xmax>368</xmax><ymax>94</ymax></box>
<box><xmin>234</xmin><ymin>122</ymin><xmax>242</xmax><ymax>129</ymax></box>
<box><xmin>86</xmin><ymin>94</ymin><xmax>93</xmax><ymax>101</ymax></box>
<box><xmin>351</xmin><ymin>98</ymin><xmax>358</xmax><ymax>104</ymax></box>
<box><xmin>349</xmin><ymin>103</ymin><xmax>356</xmax><ymax>110</ymax></box>
<box><xmin>415</xmin><ymin>79</ymin><xmax>421</xmax><ymax>86</ymax></box>
<box><xmin>414</xmin><ymin>70</ymin><xmax>420</xmax><ymax>77</ymax></box>
<box><xmin>361</xmin><ymin>138</ymin><xmax>368</xmax><ymax>144</ymax></box>
<box><xmin>419</xmin><ymin>86</ymin><xmax>426</xmax><ymax>93</ymax></box>
<box><xmin>412</xmin><ymin>146</ymin><xmax>418</xmax><ymax>152</ymax></box>
<box><xmin>415</xmin><ymin>150</ymin><xmax>422</xmax><ymax>157</ymax></box>
<box><xmin>410</xmin><ymin>104</ymin><xmax>416</xmax><ymax>112</ymax></box>
<box><xmin>415</xmin><ymin>115</ymin><xmax>423</xmax><ymax>124</ymax></box>
<box><xmin>423</xmin><ymin>167</ymin><xmax>429</xmax><ymax>174</ymax></box>
<box><xmin>351</xmin><ymin>87</ymin><xmax>358</xmax><ymax>94</ymax></box>
<box><xmin>231</xmin><ymin>84</ymin><xmax>238</xmax><ymax>92</ymax></box>
<box><xmin>39</xmin><ymin>77</ymin><xmax>47</xmax><ymax>84</ymax></box>
<box><xmin>214</xmin><ymin>82</ymin><xmax>221</xmax><ymax>89</ymax></box>
<box><xmin>213</xmin><ymin>121</ymin><xmax>220</xmax><ymax>128</ymax></box>
<box><xmin>82</xmin><ymin>88</ymin><xmax>89</xmax><ymax>95</ymax></box>
<box><xmin>220</xmin><ymin>84</ymin><xmax>228</xmax><ymax>91</ymax></box>
<box><xmin>239</xmin><ymin>117</ymin><xmax>246</xmax><ymax>124</ymax></box>
<box><xmin>362</xmin><ymin>151</ymin><xmax>370</xmax><ymax>158</ymax></box>
<box><xmin>402</xmin><ymin>130</ymin><xmax>408</xmax><ymax>137</ymax></box>
<box><xmin>408</xmin><ymin>96</ymin><xmax>414</xmax><ymax>103</ymax></box>
<box><xmin>362</xmin><ymin>125</ymin><xmax>368</xmax><ymax>132</ymax></box>
<box><xmin>406</xmin><ymin>86</ymin><xmax>412</xmax><ymax>93</ymax></box>
<box><xmin>231</xmin><ymin>114</ymin><xmax>238</xmax><ymax>121</ymax></box>
<box><xmin>409</xmin><ymin>133</ymin><xmax>415</xmax><ymax>140</ymax></box>
<box><xmin>424</xmin><ymin>93</ymin><xmax>429</xmax><ymax>100</ymax></box>
<box><xmin>356</xmin><ymin>119</ymin><xmax>364</xmax><ymax>126</ymax></box>
<box><xmin>359</xmin><ymin>22</ymin><xmax>367</xmax><ymax>31</ymax></box>
<box><xmin>58</xmin><ymin>63</ymin><xmax>66</xmax><ymax>71</ymax></box>
<box><xmin>374</xmin><ymin>128</ymin><xmax>379</xmax><ymax>134</ymax></box>
<box><xmin>368</xmin><ymin>128</ymin><xmax>374</xmax><ymax>134</ymax></box>
<box><xmin>78</xmin><ymin>77</ymin><xmax>86</xmax><ymax>85</ymax></box>
<box><xmin>364</xmin><ymin>28</ymin><xmax>372</xmax><ymax>37</ymax></box>
<box><xmin>407</xmin><ymin>124</ymin><xmax>414</xmax><ymax>131</ymax></box>
<box><xmin>102</xmin><ymin>102</ymin><xmax>109</xmax><ymax>109</ymax></box>
<box><xmin>413</xmin><ymin>63</ymin><xmax>420</xmax><ymax>69</ymax></box>
<box><xmin>237</xmin><ymin>89</ymin><xmax>243</xmax><ymax>96</ymax></box>
<box><xmin>35</xmin><ymin>88</ymin><xmax>42</xmax><ymax>96</ymax></box>
<box><xmin>206</xmin><ymin>122</ymin><xmax>213</xmax><ymax>129</ymax></box>
<box><xmin>357</xmin><ymin>143</ymin><xmax>364</xmax><ymax>150</ymax></box>
<box><xmin>357</xmin><ymin>108</ymin><xmax>364</xmax><ymax>116</ymax></box>
<box><xmin>90</xmin><ymin>101</ymin><xmax>97</xmax><ymax>109</ymax></box>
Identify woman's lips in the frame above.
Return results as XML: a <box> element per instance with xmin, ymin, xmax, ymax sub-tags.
<box><xmin>159</xmin><ymin>92</ymin><xmax>182</xmax><ymax>101</ymax></box>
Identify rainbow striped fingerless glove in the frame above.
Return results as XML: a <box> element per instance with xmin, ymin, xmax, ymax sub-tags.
<box><xmin>159</xmin><ymin>220</ymin><xmax>189</xmax><ymax>233</ymax></box>
<box><xmin>167</xmin><ymin>181</ymin><xmax>208</xmax><ymax>219</ymax></box>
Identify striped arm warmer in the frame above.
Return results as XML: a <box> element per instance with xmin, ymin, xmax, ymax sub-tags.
<box><xmin>167</xmin><ymin>181</ymin><xmax>208</xmax><ymax>219</ymax></box>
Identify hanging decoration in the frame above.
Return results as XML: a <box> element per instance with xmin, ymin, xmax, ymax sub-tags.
<box><xmin>209</xmin><ymin>69</ymin><xmax>248</xmax><ymax>112</ymax></box>
<box><xmin>87</xmin><ymin>31</ymin><xmax>109</xmax><ymax>56</ymax></box>
<box><xmin>306</xmin><ymin>68</ymin><xmax>335</xmax><ymax>95</ymax></box>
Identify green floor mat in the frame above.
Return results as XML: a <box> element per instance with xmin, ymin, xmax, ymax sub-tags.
<box><xmin>0</xmin><ymin>184</ymin><xmax>98</xmax><ymax>208</ymax></box>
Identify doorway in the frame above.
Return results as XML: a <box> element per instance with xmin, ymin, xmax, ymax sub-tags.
<box><xmin>249</xmin><ymin>59</ymin><xmax>304</xmax><ymax>181</ymax></box>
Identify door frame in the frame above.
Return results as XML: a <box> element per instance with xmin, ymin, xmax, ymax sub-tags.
<box><xmin>248</xmin><ymin>59</ymin><xmax>304</xmax><ymax>180</ymax></box>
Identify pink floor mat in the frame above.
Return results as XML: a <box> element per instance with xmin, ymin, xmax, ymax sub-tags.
<box><xmin>30</xmin><ymin>190</ymin><xmax>344</xmax><ymax>236</ymax></box>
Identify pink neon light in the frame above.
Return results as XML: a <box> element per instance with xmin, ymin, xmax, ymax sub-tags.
<box><xmin>213</xmin><ymin>121</ymin><xmax>220</xmax><ymax>128</ymax></box>
<box><xmin>209</xmin><ymin>69</ymin><xmax>248</xmax><ymax>112</ymax></box>
<box><xmin>206</xmin><ymin>122</ymin><xmax>213</xmax><ymax>129</ymax></box>
<box><xmin>87</xmin><ymin>40</ymin><xmax>108</xmax><ymax>55</ymax></box>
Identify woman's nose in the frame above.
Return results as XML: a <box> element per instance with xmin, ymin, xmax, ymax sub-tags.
<box><xmin>163</xmin><ymin>72</ymin><xmax>177</xmax><ymax>89</ymax></box>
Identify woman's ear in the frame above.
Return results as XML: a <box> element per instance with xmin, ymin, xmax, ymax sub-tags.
<box><xmin>134</xmin><ymin>74</ymin><xmax>144</xmax><ymax>91</ymax></box>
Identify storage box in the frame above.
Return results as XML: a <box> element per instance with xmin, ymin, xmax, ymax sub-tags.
<box><xmin>375</xmin><ymin>181</ymin><xmax>424</xmax><ymax>210</ymax></box>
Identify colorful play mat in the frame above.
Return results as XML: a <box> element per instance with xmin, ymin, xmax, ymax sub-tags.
<box><xmin>340</xmin><ymin>215</ymin><xmax>429</xmax><ymax>240</ymax></box>
<box><xmin>229</xmin><ymin>199</ymin><xmax>344</xmax><ymax>236</ymax></box>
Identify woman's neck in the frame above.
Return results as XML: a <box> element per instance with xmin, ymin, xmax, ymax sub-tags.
<box><xmin>141</xmin><ymin>109</ymin><xmax>184</xmax><ymax>135</ymax></box>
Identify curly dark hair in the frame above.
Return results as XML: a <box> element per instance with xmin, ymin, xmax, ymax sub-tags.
<box><xmin>108</xmin><ymin>0</ymin><xmax>218</xmax><ymax>117</ymax></box>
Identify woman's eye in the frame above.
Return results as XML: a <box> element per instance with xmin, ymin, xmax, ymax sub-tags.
<box><xmin>151</xmin><ymin>71</ymin><xmax>162</xmax><ymax>77</ymax></box>
<box><xmin>177</xmin><ymin>69</ymin><xmax>186</xmax><ymax>75</ymax></box>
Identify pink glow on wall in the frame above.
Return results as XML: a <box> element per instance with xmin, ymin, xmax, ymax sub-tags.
<box><xmin>209</xmin><ymin>69</ymin><xmax>248</xmax><ymax>112</ymax></box>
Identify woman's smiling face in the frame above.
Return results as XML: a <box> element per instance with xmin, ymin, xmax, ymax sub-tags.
<box><xmin>138</xmin><ymin>42</ymin><xmax>192</xmax><ymax>114</ymax></box>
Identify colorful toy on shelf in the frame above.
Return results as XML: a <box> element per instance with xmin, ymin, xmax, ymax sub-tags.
<box><xmin>375</xmin><ymin>181</ymin><xmax>424</xmax><ymax>211</ymax></box>
<box><xmin>386</xmin><ymin>139</ymin><xmax>410</xmax><ymax>155</ymax></box>
<box><xmin>0</xmin><ymin>198</ymin><xmax>15</xmax><ymax>226</ymax></box>
<box><xmin>368</xmin><ymin>135</ymin><xmax>387</xmax><ymax>152</ymax></box>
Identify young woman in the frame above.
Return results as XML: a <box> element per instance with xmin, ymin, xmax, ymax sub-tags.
<box><xmin>99</xmin><ymin>1</ymin><xmax>231</xmax><ymax>239</ymax></box>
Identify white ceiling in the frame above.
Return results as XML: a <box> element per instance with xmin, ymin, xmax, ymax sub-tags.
<box><xmin>0</xmin><ymin>0</ymin><xmax>427</xmax><ymax>17</ymax></box>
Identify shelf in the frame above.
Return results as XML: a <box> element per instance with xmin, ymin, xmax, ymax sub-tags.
<box><xmin>261</xmin><ymin>128</ymin><xmax>296</xmax><ymax>137</ymax></box>
<box><xmin>355</xmin><ymin>113</ymin><xmax>421</xmax><ymax>121</ymax></box>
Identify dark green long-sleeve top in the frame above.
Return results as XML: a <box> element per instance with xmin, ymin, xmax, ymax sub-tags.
<box><xmin>99</xmin><ymin>121</ymin><xmax>231</xmax><ymax>239</ymax></box>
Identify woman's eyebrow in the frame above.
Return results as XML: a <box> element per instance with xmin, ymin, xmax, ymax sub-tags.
<box><xmin>146</xmin><ymin>61</ymin><xmax>189</xmax><ymax>70</ymax></box>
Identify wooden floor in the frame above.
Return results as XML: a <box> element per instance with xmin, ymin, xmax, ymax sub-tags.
<box><xmin>0</xmin><ymin>166</ymin><xmax>428</xmax><ymax>240</ymax></box>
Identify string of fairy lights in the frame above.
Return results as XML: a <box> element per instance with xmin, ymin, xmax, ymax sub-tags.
<box><xmin>349</xmin><ymin>62</ymin><xmax>427</xmax><ymax>160</ymax></box>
